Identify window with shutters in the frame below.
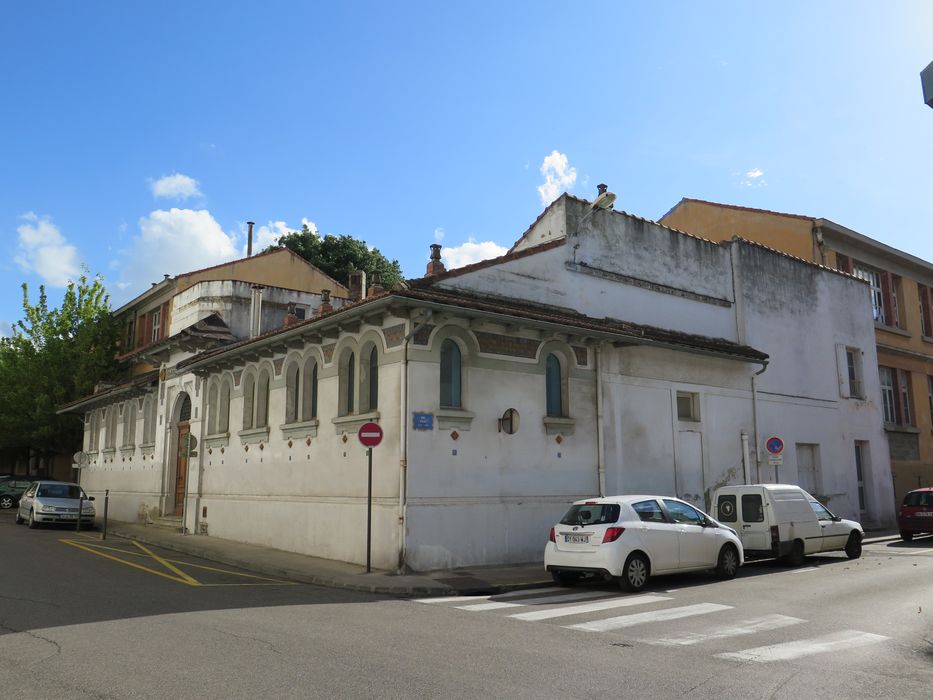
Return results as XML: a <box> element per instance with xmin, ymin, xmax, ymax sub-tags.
<box><xmin>150</xmin><ymin>309</ymin><xmax>161</xmax><ymax>343</ymax></box>
<box><xmin>851</xmin><ymin>261</ymin><xmax>899</xmax><ymax>328</ymax></box>
<box><xmin>879</xmin><ymin>367</ymin><xmax>896</xmax><ymax>424</ymax></box>
<box><xmin>880</xmin><ymin>366</ymin><xmax>914</xmax><ymax>426</ymax></box>
<box><xmin>845</xmin><ymin>348</ymin><xmax>863</xmax><ymax>399</ymax></box>
<box><xmin>919</xmin><ymin>284</ymin><xmax>933</xmax><ymax>338</ymax></box>
<box><xmin>897</xmin><ymin>368</ymin><xmax>913</xmax><ymax>425</ymax></box>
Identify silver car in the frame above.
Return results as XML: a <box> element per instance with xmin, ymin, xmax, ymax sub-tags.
<box><xmin>15</xmin><ymin>481</ymin><xmax>95</xmax><ymax>528</ymax></box>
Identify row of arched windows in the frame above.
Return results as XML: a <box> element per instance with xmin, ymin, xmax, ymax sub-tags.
<box><xmin>87</xmin><ymin>394</ymin><xmax>157</xmax><ymax>452</ymax></box>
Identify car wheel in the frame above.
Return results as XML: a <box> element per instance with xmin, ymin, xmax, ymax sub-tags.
<box><xmin>845</xmin><ymin>531</ymin><xmax>862</xmax><ymax>559</ymax></box>
<box><xmin>716</xmin><ymin>544</ymin><xmax>739</xmax><ymax>579</ymax></box>
<box><xmin>27</xmin><ymin>509</ymin><xmax>38</xmax><ymax>529</ymax></box>
<box><xmin>551</xmin><ymin>571</ymin><xmax>581</xmax><ymax>587</ymax></box>
<box><xmin>900</xmin><ymin>531</ymin><xmax>914</xmax><ymax>542</ymax></box>
<box><xmin>0</xmin><ymin>495</ymin><xmax>14</xmax><ymax>509</ymax></box>
<box><xmin>619</xmin><ymin>552</ymin><xmax>649</xmax><ymax>592</ymax></box>
<box><xmin>784</xmin><ymin>539</ymin><xmax>805</xmax><ymax>567</ymax></box>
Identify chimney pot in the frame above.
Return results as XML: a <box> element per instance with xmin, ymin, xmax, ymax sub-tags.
<box><xmin>597</xmin><ymin>183</ymin><xmax>608</xmax><ymax>196</ymax></box>
<box><xmin>247</xmin><ymin>221</ymin><xmax>255</xmax><ymax>257</ymax></box>
<box><xmin>316</xmin><ymin>289</ymin><xmax>333</xmax><ymax>317</ymax></box>
<box><xmin>426</xmin><ymin>244</ymin><xmax>446</xmax><ymax>277</ymax></box>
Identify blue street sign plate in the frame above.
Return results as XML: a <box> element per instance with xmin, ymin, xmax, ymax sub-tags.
<box><xmin>413</xmin><ymin>413</ymin><xmax>433</xmax><ymax>430</ymax></box>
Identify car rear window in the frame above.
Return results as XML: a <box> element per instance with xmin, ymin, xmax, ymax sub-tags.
<box><xmin>742</xmin><ymin>494</ymin><xmax>764</xmax><ymax>522</ymax></box>
<box><xmin>36</xmin><ymin>484</ymin><xmax>84</xmax><ymax>499</ymax></box>
<box><xmin>717</xmin><ymin>495</ymin><xmax>737</xmax><ymax>522</ymax></box>
<box><xmin>903</xmin><ymin>491</ymin><xmax>933</xmax><ymax>507</ymax></box>
<box><xmin>560</xmin><ymin>503</ymin><xmax>621</xmax><ymax>526</ymax></box>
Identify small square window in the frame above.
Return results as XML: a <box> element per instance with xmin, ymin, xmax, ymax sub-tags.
<box><xmin>676</xmin><ymin>391</ymin><xmax>699</xmax><ymax>421</ymax></box>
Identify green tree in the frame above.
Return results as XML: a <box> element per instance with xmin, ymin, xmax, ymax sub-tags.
<box><xmin>269</xmin><ymin>225</ymin><xmax>404</xmax><ymax>289</ymax></box>
<box><xmin>0</xmin><ymin>273</ymin><xmax>120</xmax><ymax>465</ymax></box>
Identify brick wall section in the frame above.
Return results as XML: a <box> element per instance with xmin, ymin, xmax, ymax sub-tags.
<box><xmin>474</xmin><ymin>331</ymin><xmax>540</xmax><ymax>358</ymax></box>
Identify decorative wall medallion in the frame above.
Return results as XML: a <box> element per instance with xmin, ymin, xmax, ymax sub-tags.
<box><xmin>220</xmin><ymin>447</ymin><xmax>225</xmax><ymax>454</ymax></box>
<box><xmin>450</xmin><ymin>430</ymin><xmax>459</xmax><ymax>441</ymax></box>
<box><xmin>306</xmin><ymin>437</ymin><xmax>312</xmax><ymax>446</ymax></box>
<box><xmin>208</xmin><ymin>448</ymin><xmax>213</xmax><ymax>455</ymax></box>
<box><xmin>259</xmin><ymin>443</ymin><xmax>264</xmax><ymax>451</ymax></box>
<box><xmin>244</xmin><ymin>444</ymin><xmax>249</xmax><ymax>452</ymax></box>
<box><xmin>341</xmin><ymin>433</ymin><xmax>348</xmax><ymax>444</ymax></box>
<box><xmin>555</xmin><ymin>435</ymin><xmax>563</xmax><ymax>444</ymax></box>
<box><xmin>288</xmin><ymin>440</ymin><xmax>293</xmax><ymax>448</ymax></box>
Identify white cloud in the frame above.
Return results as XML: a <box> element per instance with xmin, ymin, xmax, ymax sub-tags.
<box><xmin>433</xmin><ymin>227</ymin><xmax>445</xmax><ymax>242</ymax></box>
<box><xmin>742</xmin><ymin>168</ymin><xmax>767</xmax><ymax>188</ymax></box>
<box><xmin>247</xmin><ymin>217</ymin><xmax>318</xmax><ymax>255</ymax></box>
<box><xmin>151</xmin><ymin>173</ymin><xmax>202</xmax><ymax>200</ymax></box>
<box><xmin>116</xmin><ymin>209</ymin><xmax>237</xmax><ymax>295</ymax></box>
<box><xmin>15</xmin><ymin>212</ymin><xmax>82</xmax><ymax>287</ymax></box>
<box><xmin>441</xmin><ymin>238</ymin><xmax>508</xmax><ymax>269</ymax></box>
<box><xmin>537</xmin><ymin>150</ymin><xmax>577</xmax><ymax>206</ymax></box>
<box><xmin>0</xmin><ymin>321</ymin><xmax>12</xmax><ymax>337</ymax></box>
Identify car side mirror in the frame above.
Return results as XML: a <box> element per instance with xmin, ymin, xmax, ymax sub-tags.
<box><xmin>88</xmin><ymin>496</ymin><xmax>95</xmax><ymax>501</ymax></box>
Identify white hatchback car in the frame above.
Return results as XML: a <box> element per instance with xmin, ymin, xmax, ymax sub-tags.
<box><xmin>544</xmin><ymin>495</ymin><xmax>744</xmax><ymax>591</ymax></box>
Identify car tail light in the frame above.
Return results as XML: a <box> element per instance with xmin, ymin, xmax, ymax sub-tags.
<box><xmin>770</xmin><ymin>525</ymin><xmax>779</xmax><ymax>545</ymax></box>
<box><xmin>549</xmin><ymin>527</ymin><xmax>556</xmax><ymax>543</ymax></box>
<box><xmin>603</xmin><ymin>527</ymin><xmax>625</xmax><ymax>543</ymax></box>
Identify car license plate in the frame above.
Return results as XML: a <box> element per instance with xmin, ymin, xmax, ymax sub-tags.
<box><xmin>565</xmin><ymin>534</ymin><xmax>589</xmax><ymax>544</ymax></box>
<box><xmin>916</xmin><ymin>512</ymin><xmax>933</xmax><ymax>518</ymax></box>
<box><xmin>62</xmin><ymin>514</ymin><xmax>78</xmax><ymax>520</ymax></box>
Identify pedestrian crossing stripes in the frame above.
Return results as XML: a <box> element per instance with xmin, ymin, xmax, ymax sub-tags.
<box><xmin>644</xmin><ymin>614</ymin><xmax>805</xmax><ymax>646</ymax></box>
<box><xmin>410</xmin><ymin>588</ymin><xmax>889</xmax><ymax>663</ymax></box>
<box><xmin>716</xmin><ymin>630</ymin><xmax>889</xmax><ymax>662</ymax></box>
<box><xmin>567</xmin><ymin>603</ymin><xmax>732</xmax><ymax>632</ymax></box>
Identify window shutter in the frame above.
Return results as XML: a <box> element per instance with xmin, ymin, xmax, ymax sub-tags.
<box><xmin>920</xmin><ymin>287</ymin><xmax>933</xmax><ymax>336</ymax></box>
<box><xmin>892</xmin><ymin>369</ymin><xmax>903</xmax><ymax>424</ymax></box>
<box><xmin>136</xmin><ymin>315</ymin><xmax>146</xmax><ymax>348</ymax></box>
<box><xmin>836</xmin><ymin>253</ymin><xmax>853</xmax><ymax>274</ymax></box>
<box><xmin>880</xmin><ymin>272</ymin><xmax>894</xmax><ymax>326</ymax></box>
<box><xmin>834</xmin><ymin>344</ymin><xmax>850</xmax><ymax>399</ymax></box>
<box><xmin>145</xmin><ymin>313</ymin><xmax>154</xmax><ymax>345</ymax></box>
<box><xmin>160</xmin><ymin>302</ymin><xmax>169</xmax><ymax>339</ymax></box>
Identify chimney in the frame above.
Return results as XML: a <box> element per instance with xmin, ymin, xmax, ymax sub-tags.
<box><xmin>426</xmin><ymin>244</ymin><xmax>446</xmax><ymax>276</ymax></box>
<box><xmin>368</xmin><ymin>271</ymin><xmax>384</xmax><ymax>297</ymax></box>
<box><xmin>247</xmin><ymin>221</ymin><xmax>255</xmax><ymax>257</ymax></box>
<box><xmin>316</xmin><ymin>289</ymin><xmax>333</xmax><ymax>317</ymax></box>
<box><xmin>348</xmin><ymin>270</ymin><xmax>366</xmax><ymax>301</ymax></box>
<box><xmin>283</xmin><ymin>302</ymin><xmax>301</xmax><ymax>328</ymax></box>
<box><xmin>597</xmin><ymin>183</ymin><xmax>608</xmax><ymax>196</ymax></box>
<box><xmin>249</xmin><ymin>284</ymin><xmax>264</xmax><ymax>338</ymax></box>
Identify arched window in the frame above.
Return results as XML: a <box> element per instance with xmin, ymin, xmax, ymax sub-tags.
<box><xmin>338</xmin><ymin>351</ymin><xmax>356</xmax><ymax>416</ymax></box>
<box><xmin>302</xmin><ymin>357</ymin><xmax>318</xmax><ymax>420</ymax></box>
<box><xmin>363</xmin><ymin>346</ymin><xmax>379</xmax><ymax>412</ymax></box>
<box><xmin>242</xmin><ymin>373</ymin><xmax>255</xmax><ymax>429</ymax></box>
<box><xmin>440</xmin><ymin>339</ymin><xmax>462</xmax><ymax>408</ymax></box>
<box><xmin>178</xmin><ymin>394</ymin><xmax>192</xmax><ymax>423</ymax></box>
<box><xmin>207</xmin><ymin>383</ymin><xmax>219</xmax><ymax>434</ymax></box>
<box><xmin>122</xmin><ymin>400</ymin><xmax>137</xmax><ymax>447</ymax></box>
<box><xmin>285</xmin><ymin>362</ymin><xmax>300</xmax><ymax>424</ymax></box>
<box><xmin>218</xmin><ymin>379</ymin><xmax>231</xmax><ymax>432</ymax></box>
<box><xmin>104</xmin><ymin>406</ymin><xmax>118</xmax><ymax>449</ymax></box>
<box><xmin>545</xmin><ymin>353</ymin><xmax>563</xmax><ymax>417</ymax></box>
<box><xmin>142</xmin><ymin>394</ymin><xmax>157</xmax><ymax>445</ymax></box>
<box><xmin>256</xmin><ymin>369</ymin><xmax>270</xmax><ymax>428</ymax></box>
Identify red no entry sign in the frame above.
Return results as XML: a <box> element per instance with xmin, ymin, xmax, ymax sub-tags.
<box><xmin>358</xmin><ymin>422</ymin><xmax>383</xmax><ymax>448</ymax></box>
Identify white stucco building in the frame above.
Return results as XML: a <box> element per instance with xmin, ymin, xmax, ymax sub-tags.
<box><xmin>64</xmin><ymin>193</ymin><xmax>895</xmax><ymax>572</ymax></box>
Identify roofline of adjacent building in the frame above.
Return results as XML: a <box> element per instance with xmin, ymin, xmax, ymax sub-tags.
<box><xmin>57</xmin><ymin>370</ymin><xmax>161</xmax><ymax>415</ymax></box>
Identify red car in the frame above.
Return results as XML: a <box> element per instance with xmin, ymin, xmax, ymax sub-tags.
<box><xmin>898</xmin><ymin>487</ymin><xmax>933</xmax><ymax>541</ymax></box>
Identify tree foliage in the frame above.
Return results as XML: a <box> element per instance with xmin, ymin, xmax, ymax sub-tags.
<box><xmin>0</xmin><ymin>273</ymin><xmax>120</xmax><ymax>463</ymax></box>
<box><xmin>268</xmin><ymin>225</ymin><xmax>404</xmax><ymax>289</ymax></box>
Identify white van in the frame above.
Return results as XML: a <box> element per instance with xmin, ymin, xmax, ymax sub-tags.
<box><xmin>711</xmin><ymin>484</ymin><xmax>863</xmax><ymax>565</ymax></box>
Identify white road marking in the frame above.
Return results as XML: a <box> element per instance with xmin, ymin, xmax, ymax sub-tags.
<box><xmin>510</xmin><ymin>594</ymin><xmax>671</xmax><ymax>622</ymax></box>
<box><xmin>567</xmin><ymin>603</ymin><xmax>732</xmax><ymax>632</ymax></box>
<box><xmin>456</xmin><ymin>590</ymin><xmax>612</xmax><ymax>611</ymax></box>
<box><xmin>789</xmin><ymin>567</ymin><xmax>818</xmax><ymax>574</ymax></box>
<box><xmin>411</xmin><ymin>587</ymin><xmax>565</xmax><ymax>605</ymax></box>
<box><xmin>644</xmin><ymin>614</ymin><xmax>805</xmax><ymax>646</ymax></box>
<box><xmin>716</xmin><ymin>630</ymin><xmax>889</xmax><ymax>662</ymax></box>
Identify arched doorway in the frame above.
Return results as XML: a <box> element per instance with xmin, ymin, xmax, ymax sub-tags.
<box><xmin>172</xmin><ymin>393</ymin><xmax>192</xmax><ymax>516</ymax></box>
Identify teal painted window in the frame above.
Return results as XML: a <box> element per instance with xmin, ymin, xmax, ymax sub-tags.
<box><xmin>440</xmin><ymin>339</ymin><xmax>461</xmax><ymax>408</ymax></box>
<box><xmin>545</xmin><ymin>353</ymin><xmax>562</xmax><ymax>417</ymax></box>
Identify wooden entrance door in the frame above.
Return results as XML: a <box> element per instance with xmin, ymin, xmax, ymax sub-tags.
<box><xmin>174</xmin><ymin>423</ymin><xmax>190</xmax><ymax>516</ymax></box>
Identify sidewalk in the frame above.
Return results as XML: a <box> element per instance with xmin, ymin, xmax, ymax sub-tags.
<box><xmin>104</xmin><ymin>521</ymin><xmax>903</xmax><ymax>598</ymax></box>
<box><xmin>106</xmin><ymin>520</ymin><xmax>551</xmax><ymax>597</ymax></box>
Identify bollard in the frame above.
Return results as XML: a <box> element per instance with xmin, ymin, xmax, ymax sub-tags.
<box><xmin>76</xmin><ymin>493</ymin><xmax>84</xmax><ymax>534</ymax></box>
<box><xmin>101</xmin><ymin>489</ymin><xmax>109</xmax><ymax>540</ymax></box>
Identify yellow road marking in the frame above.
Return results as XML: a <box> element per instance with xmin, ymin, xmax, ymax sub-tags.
<box><xmin>60</xmin><ymin>539</ymin><xmax>196</xmax><ymax>585</ymax></box>
<box><xmin>132</xmin><ymin>541</ymin><xmax>201</xmax><ymax>585</ymax></box>
<box><xmin>58</xmin><ymin>538</ymin><xmax>296</xmax><ymax>585</ymax></box>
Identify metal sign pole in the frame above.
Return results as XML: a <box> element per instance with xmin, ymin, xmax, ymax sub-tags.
<box><xmin>366</xmin><ymin>446</ymin><xmax>373</xmax><ymax>573</ymax></box>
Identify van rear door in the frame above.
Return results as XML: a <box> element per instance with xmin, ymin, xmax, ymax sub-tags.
<box><xmin>717</xmin><ymin>488</ymin><xmax>770</xmax><ymax>552</ymax></box>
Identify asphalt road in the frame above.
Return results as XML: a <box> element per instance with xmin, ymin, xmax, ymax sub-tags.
<box><xmin>2</xmin><ymin>509</ymin><xmax>932</xmax><ymax>699</ymax></box>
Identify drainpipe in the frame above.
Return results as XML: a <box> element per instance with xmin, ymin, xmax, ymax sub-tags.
<box><xmin>740</xmin><ymin>432</ymin><xmax>751</xmax><ymax>485</ymax></box>
<box><xmin>595</xmin><ymin>342</ymin><xmax>606</xmax><ymax>497</ymax></box>
<box><xmin>397</xmin><ymin>309</ymin><xmax>434</xmax><ymax>573</ymax></box>
<box><xmin>751</xmin><ymin>360</ymin><xmax>769</xmax><ymax>483</ymax></box>
<box><xmin>194</xmin><ymin>377</ymin><xmax>208</xmax><ymax>536</ymax></box>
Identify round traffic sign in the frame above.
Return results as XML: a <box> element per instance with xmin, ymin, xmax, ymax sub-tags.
<box><xmin>765</xmin><ymin>436</ymin><xmax>784</xmax><ymax>455</ymax></box>
<box><xmin>358</xmin><ymin>422</ymin><xmax>384</xmax><ymax>448</ymax></box>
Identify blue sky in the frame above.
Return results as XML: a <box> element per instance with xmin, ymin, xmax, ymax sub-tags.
<box><xmin>2</xmin><ymin>2</ymin><xmax>931</xmax><ymax>334</ymax></box>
